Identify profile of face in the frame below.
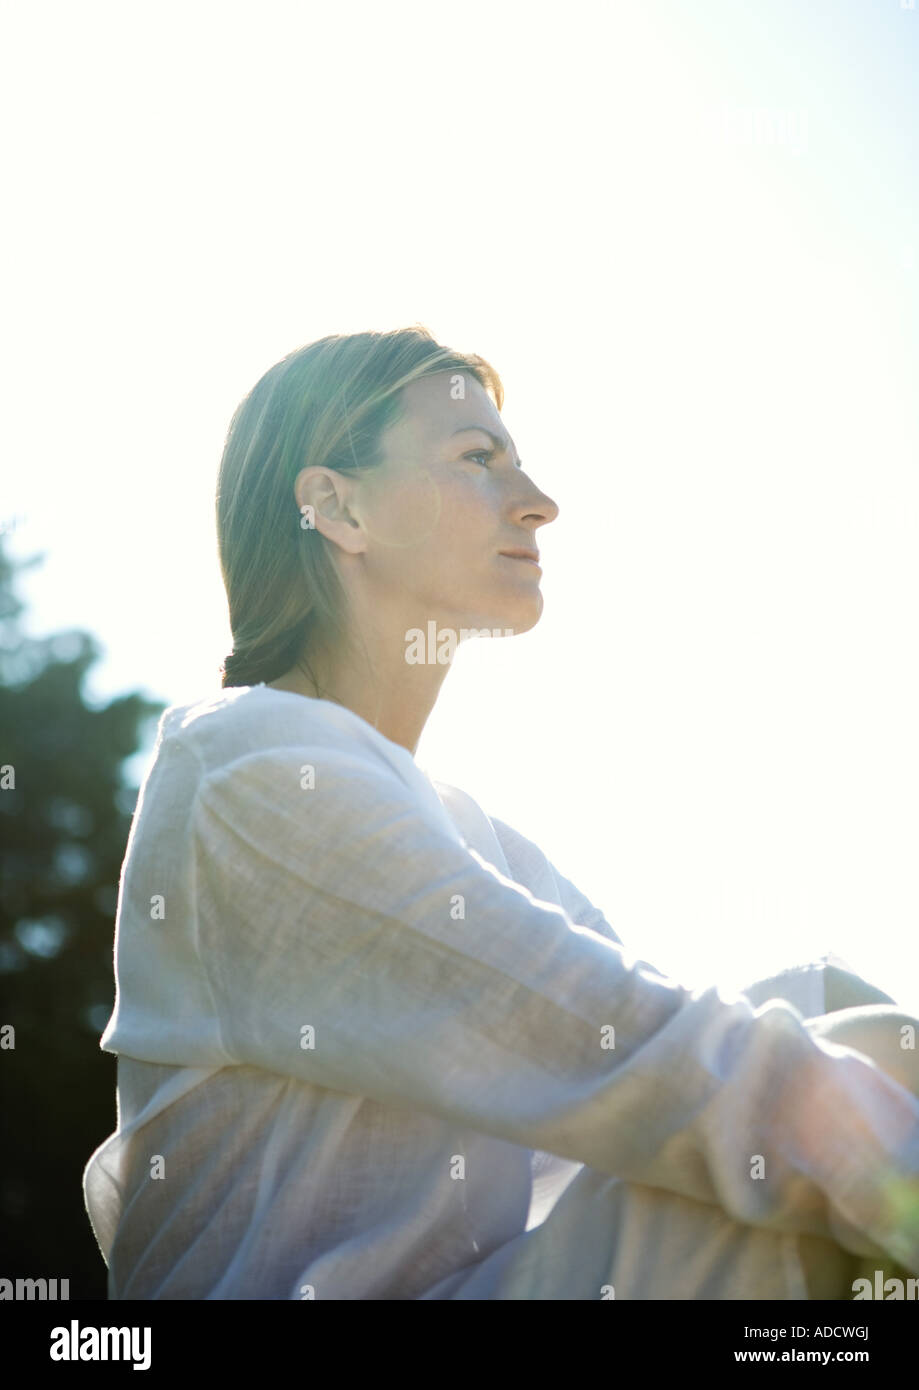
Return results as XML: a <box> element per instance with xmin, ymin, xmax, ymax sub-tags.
<box><xmin>297</xmin><ymin>371</ymin><xmax>560</xmax><ymax>641</ymax></box>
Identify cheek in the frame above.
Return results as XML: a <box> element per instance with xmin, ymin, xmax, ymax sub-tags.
<box><xmin>364</xmin><ymin>471</ymin><xmax>444</xmax><ymax>553</ymax></box>
<box><xmin>426</xmin><ymin>480</ymin><xmax>496</xmax><ymax>573</ymax></box>
<box><xmin>366</xmin><ymin>472</ymin><xmax>495</xmax><ymax>583</ymax></box>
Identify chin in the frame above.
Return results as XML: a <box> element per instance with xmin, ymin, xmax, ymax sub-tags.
<box><xmin>460</xmin><ymin>594</ymin><xmax>543</xmax><ymax>637</ymax></box>
<box><xmin>507</xmin><ymin>608</ymin><xmax>542</xmax><ymax>637</ymax></box>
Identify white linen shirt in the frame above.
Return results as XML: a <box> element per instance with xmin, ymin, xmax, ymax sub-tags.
<box><xmin>82</xmin><ymin>684</ymin><xmax>919</xmax><ymax>1299</ymax></box>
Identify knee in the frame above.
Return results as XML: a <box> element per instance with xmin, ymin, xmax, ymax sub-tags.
<box><xmin>797</xmin><ymin>1233</ymin><xmax>862</xmax><ymax>1300</ymax></box>
<box><xmin>807</xmin><ymin>1006</ymin><xmax>919</xmax><ymax>1099</ymax></box>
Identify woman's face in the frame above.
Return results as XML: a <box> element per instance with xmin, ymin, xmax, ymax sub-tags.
<box><xmin>351</xmin><ymin>371</ymin><xmax>559</xmax><ymax>638</ymax></box>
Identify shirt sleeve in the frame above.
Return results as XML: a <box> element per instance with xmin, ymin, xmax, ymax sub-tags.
<box><xmin>191</xmin><ymin>741</ymin><xmax>919</xmax><ymax>1270</ymax></box>
<box><xmin>488</xmin><ymin>812</ymin><xmax>670</xmax><ymax>969</ymax></box>
<box><xmin>491</xmin><ymin>817</ymin><xmax>898</xmax><ymax>1022</ymax></box>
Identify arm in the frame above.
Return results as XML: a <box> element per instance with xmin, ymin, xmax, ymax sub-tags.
<box><xmin>537</xmin><ymin>847</ymin><xmax>896</xmax><ymax>1020</ymax></box>
<box><xmin>489</xmin><ymin>817</ymin><xmax>896</xmax><ymax>1019</ymax></box>
<box><xmin>488</xmin><ymin>812</ymin><xmax>671</xmax><ymax>977</ymax></box>
<box><xmin>191</xmin><ymin>743</ymin><xmax>919</xmax><ymax>1270</ymax></box>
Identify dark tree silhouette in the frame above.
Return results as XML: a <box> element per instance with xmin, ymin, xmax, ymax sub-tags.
<box><xmin>0</xmin><ymin>534</ymin><xmax>166</xmax><ymax>1298</ymax></box>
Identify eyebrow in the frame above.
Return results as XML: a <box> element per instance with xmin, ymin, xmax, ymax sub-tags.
<box><xmin>451</xmin><ymin>425</ymin><xmax>520</xmax><ymax>460</ymax></box>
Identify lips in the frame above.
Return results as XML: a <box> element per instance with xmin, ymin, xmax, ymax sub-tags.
<box><xmin>498</xmin><ymin>548</ymin><xmax>540</xmax><ymax>564</ymax></box>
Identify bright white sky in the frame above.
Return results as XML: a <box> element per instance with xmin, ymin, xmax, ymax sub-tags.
<box><xmin>4</xmin><ymin>0</ymin><xmax>918</xmax><ymax>1009</ymax></box>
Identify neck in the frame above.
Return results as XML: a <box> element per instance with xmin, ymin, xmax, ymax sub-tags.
<box><xmin>268</xmin><ymin>622</ymin><xmax>453</xmax><ymax>757</ymax></box>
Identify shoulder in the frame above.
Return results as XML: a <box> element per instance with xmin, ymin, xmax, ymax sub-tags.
<box><xmin>126</xmin><ymin>687</ymin><xmax>429</xmax><ymax>849</ymax></box>
<box><xmin>168</xmin><ymin>691</ymin><xmax>464</xmax><ymax>851</ymax></box>
<box><xmin>158</xmin><ymin>685</ymin><xmax>419</xmax><ymax>789</ymax></box>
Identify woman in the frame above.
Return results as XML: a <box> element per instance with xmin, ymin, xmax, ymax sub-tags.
<box><xmin>83</xmin><ymin>326</ymin><xmax>919</xmax><ymax>1299</ymax></box>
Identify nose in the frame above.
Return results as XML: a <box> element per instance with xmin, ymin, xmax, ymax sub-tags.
<box><xmin>511</xmin><ymin>482</ymin><xmax>559</xmax><ymax>529</ymax></box>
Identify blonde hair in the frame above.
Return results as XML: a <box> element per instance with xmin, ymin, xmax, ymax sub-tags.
<box><xmin>217</xmin><ymin>325</ymin><xmax>504</xmax><ymax>690</ymax></box>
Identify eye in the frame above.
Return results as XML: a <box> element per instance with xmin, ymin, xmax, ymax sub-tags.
<box><xmin>463</xmin><ymin>450</ymin><xmax>525</xmax><ymax>470</ymax></box>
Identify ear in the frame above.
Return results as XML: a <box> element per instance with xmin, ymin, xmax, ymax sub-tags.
<box><xmin>293</xmin><ymin>466</ymin><xmax>366</xmax><ymax>555</ymax></box>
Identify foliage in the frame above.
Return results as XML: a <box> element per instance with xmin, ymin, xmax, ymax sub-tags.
<box><xmin>0</xmin><ymin>535</ymin><xmax>166</xmax><ymax>1297</ymax></box>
